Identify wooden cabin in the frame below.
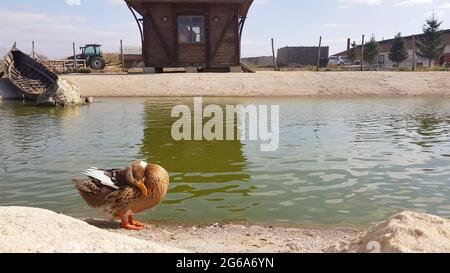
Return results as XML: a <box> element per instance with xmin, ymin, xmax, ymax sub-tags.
<box><xmin>125</xmin><ymin>0</ymin><xmax>254</xmax><ymax>72</ymax></box>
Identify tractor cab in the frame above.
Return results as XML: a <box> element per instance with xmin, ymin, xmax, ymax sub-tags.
<box><xmin>80</xmin><ymin>44</ymin><xmax>102</xmax><ymax>57</ymax></box>
<box><xmin>74</xmin><ymin>44</ymin><xmax>106</xmax><ymax>70</ymax></box>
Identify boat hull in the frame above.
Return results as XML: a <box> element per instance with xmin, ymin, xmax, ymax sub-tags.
<box><xmin>2</xmin><ymin>48</ymin><xmax>58</xmax><ymax>101</ymax></box>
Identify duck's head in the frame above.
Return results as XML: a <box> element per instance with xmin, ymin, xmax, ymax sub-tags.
<box><xmin>143</xmin><ymin>163</ymin><xmax>170</xmax><ymax>186</ymax></box>
<box><xmin>126</xmin><ymin>160</ymin><xmax>149</xmax><ymax>196</ymax></box>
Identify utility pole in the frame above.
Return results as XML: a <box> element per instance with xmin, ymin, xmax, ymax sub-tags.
<box><xmin>360</xmin><ymin>35</ymin><xmax>365</xmax><ymax>71</ymax></box>
<box><xmin>271</xmin><ymin>38</ymin><xmax>278</xmax><ymax>71</ymax></box>
<box><xmin>120</xmin><ymin>40</ymin><xmax>125</xmax><ymax>72</ymax></box>
<box><xmin>412</xmin><ymin>35</ymin><xmax>416</xmax><ymax>71</ymax></box>
<box><xmin>73</xmin><ymin>42</ymin><xmax>77</xmax><ymax>72</ymax></box>
<box><xmin>32</xmin><ymin>41</ymin><xmax>35</xmax><ymax>59</ymax></box>
<box><xmin>317</xmin><ymin>36</ymin><xmax>322</xmax><ymax>71</ymax></box>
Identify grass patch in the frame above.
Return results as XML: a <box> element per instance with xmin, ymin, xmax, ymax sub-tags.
<box><xmin>77</xmin><ymin>68</ymin><xmax>92</xmax><ymax>74</ymax></box>
<box><xmin>103</xmin><ymin>53</ymin><xmax>121</xmax><ymax>65</ymax></box>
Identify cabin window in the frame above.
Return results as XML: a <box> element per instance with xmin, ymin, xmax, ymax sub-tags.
<box><xmin>378</xmin><ymin>55</ymin><xmax>385</xmax><ymax>64</ymax></box>
<box><xmin>178</xmin><ymin>15</ymin><xmax>205</xmax><ymax>44</ymax></box>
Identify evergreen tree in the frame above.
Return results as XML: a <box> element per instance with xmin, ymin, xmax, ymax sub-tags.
<box><xmin>388</xmin><ymin>33</ymin><xmax>409</xmax><ymax>67</ymax></box>
<box><xmin>364</xmin><ymin>35</ymin><xmax>380</xmax><ymax>66</ymax></box>
<box><xmin>347</xmin><ymin>41</ymin><xmax>359</xmax><ymax>62</ymax></box>
<box><xmin>416</xmin><ymin>14</ymin><xmax>445</xmax><ymax>67</ymax></box>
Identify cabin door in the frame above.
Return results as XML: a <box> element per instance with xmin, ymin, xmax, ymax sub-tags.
<box><xmin>177</xmin><ymin>15</ymin><xmax>207</xmax><ymax>67</ymax></box>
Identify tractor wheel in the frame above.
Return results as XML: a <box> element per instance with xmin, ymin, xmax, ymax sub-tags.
<box><xmin>89</xmin><ymin>56</ymin><xmax>106</xmax><ymax>70</ymax></box>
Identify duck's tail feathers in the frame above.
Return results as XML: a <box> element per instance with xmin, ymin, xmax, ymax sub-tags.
<box><xmin>82</xmin><ymin>168</ymin><xmax>119</xmax><ymax>190</ymax></box>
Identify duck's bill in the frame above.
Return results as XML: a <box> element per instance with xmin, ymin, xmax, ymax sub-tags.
<box><xmin>136</xmin><ymin>180</ymin><xmax>149</xmax><ymax>197</ymax></box>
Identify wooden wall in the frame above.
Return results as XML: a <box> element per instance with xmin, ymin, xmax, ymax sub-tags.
<box><xmin>208</xmin><ymin>5</ymin><xmax>239</xmax><ymax>67</ymax></box>
<box><xmin>142</xmin><ymin>3</ymin><xmax>240</xmax><ymax>68</ymax></box>
<box><xmin>143</xmin><ymin>4</ymin><xmax>175</xmax><ymax>66</ymax></box>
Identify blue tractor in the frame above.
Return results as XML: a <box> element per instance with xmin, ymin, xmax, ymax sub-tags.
<box><xmin>69</xmin><ymin>44</ymin><xmax>106</xmax><ymax>70</ymax></box>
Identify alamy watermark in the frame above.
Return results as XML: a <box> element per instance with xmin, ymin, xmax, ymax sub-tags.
<box><xmin>171</xmin><ymin>97</ymin><xmax>280</xmax><ymax>152</ymax></box>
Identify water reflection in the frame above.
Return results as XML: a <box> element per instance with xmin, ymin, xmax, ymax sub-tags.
<box><xmin>1</xmin><ymin>102</ymin><xmax>82</xmax><ymax>155</ymax></box>
<box><xmin>139</xmin><ymin>99</ymin><xmax>254</xmax><ymax>216</ymax></box>
<box><xmin>0</xmin><ymin>98</ymin><xmax>449</xmax><ymax>227</ymax></box>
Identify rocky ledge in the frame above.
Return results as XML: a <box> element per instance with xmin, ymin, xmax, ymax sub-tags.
<box><xmin>0</xmin><ymin>207</ymin><xmax>184</xmax><ymax>253</ymax></box>
<box><xmin>331</xmin><ymin>211</ymin><xmax>450</xmax><ymax>253</ymax></box>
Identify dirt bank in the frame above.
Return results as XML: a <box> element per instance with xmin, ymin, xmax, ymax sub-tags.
<box><xmin>63</xmin><ymin>71</ymin><xmax>450</xmax><ymax>97</ymax></box>
<box><xmin>1</xmin><ymin>207</ymin><xmax>449</xmax><ymax>253</ymax></box>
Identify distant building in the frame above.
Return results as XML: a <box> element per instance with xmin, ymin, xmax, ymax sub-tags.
<box><xmin>277</xmin><ymin>46</ymin><xmax>329</xmax><ymax>67</ymax></box>
<box><xmin>334</xmin><ymin>30</ymin><xmax>450</xmax><ymax>67</ymax></box>
<box><xmin>125</xmin><ymin>0</ymin><xmax>254</xmax><ymax>72</ymax></box>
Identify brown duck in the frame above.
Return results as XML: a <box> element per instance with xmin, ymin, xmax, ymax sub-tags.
<box><xmin>74</xmin><ymin>161</ymin><xmax>169</xmax><ymax>230</ymax></box>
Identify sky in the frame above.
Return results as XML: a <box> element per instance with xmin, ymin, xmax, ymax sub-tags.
<box><xmin>0</xmin><ymin>0</ymin><xmax>449</xmax><ymax>58</ymax></box>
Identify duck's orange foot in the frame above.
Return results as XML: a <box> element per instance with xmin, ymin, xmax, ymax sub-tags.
<box><xmin>119</xmin><ymin>212</ymin><xmax>145</xmax><ymax>231</ymax></box>
<box><xmin>121</xmin><ymin>223</ymin><xmax>145</xmax><ymax>230</ymax></box>
<box><xmin>130</xmin><ymin>220</ymin><xmax>146</xmax><ymax>228</ymax></box>
<box><xmin>128</xmin><ymin>215</ymin><xmax>146</xmax><ymax>228</ymax></box>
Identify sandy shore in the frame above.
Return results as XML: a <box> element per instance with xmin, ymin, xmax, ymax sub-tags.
<box><xmin>3</xmin><ymin>72</ymin><xmax>450</xmax><ymax>100</ymax></box>
<box><xmin>86</xmin><ymin>219</ymin><xmax>357</xmax><ymax>253</ymax></box>
<box><xmin>1</xmin><ymin>207</ymin><xmax>449</xmax><ymax>253</ymax></box>
<box><xmin>62</xmin><ymin>71</ymin><xmax>450</xmax><ymax>97</ymax></box>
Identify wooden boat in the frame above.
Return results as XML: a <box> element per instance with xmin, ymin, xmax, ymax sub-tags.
<box><xmin>2</xmin><ymin>47</ymin><xmax>58</xmax><ymax>100</ymax></box>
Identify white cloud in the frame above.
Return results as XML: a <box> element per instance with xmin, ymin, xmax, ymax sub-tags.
<box><xmin>66</xmin><ymin>0</ymin><xmax>81</xmax><ymax>6</ymax></box>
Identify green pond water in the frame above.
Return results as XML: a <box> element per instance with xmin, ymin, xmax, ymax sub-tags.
<box><xmin>1</xmin><ymin>97</ymin><xmax>449</xmax><ymax>228</ymax></box>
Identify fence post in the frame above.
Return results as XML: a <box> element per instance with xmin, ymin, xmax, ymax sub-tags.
<box><xmin>120</xmin><ymin>40</ymin><xmax>125</xmax><ymax>72</ymax></box>
<box><xmin>412</xmin><ymin>35</ymin><xmax>416</xmax><ymax>71</ymax></box>
<box><xmin>73</xmin><ymin>42</ymin><xmax>77</xmax><ymax>72</ymax></box>
<box><xmin>360</xmin><ymin>34</ymin><xmax>365</xmax><ymax>71</ymax></box>
<box><xmin>317</xmin><ymin>36</ymin><xmax>322</xmax><ymax>71</ymax></box>
<box><xmin>271</xmin><ymin>38</ymin><xmax>278</xmax><ymax>71</ymax></box>
<box><xmin>32</xmin><ymin>41</ymin><xmax>35</xmax><ymax>59</ymax></box>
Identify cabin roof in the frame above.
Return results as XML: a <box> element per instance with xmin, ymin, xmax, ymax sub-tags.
<box><xmin>125</xmin><ymin>0</ymin><xmax>254</xmax><ymax>17</ymax></box>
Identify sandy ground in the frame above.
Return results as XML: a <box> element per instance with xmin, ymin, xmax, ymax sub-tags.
<box><xmin>0</xmin><ymin>207</ymin><xmax>183</xmax><ymax>253</ymax></box>
<box><xmin>87</xmin><ymin>219</ymin><xmax>357</xmax><ymax>253</ymax></box>
<box><xmin>92</xmin><ymin>211</ymin><xmax>450</xmax><ymax>253</ymax></box>
<box><xmin>1</xmin><ymin>207</ymin><xmax>449</xmax><ymax>253</ymax></box>
<box><xmin>61</xmin><ymin>71</ymin><xmax>450</xmax><ymax>97</ymax></box>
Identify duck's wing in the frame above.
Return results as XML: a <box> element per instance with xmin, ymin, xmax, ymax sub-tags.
<box><xmin>74</xmin><ymin>178</ymin><xmax>140</xmax><ymax>216</ymax></box>
<box><xmin>73</xmin><ymin>178</ymin><xmax>114</xmax><ymax>208</ymax></box>
<box><xmin>82</xmin><ymin>168</ymin><xmax>126</xmax><ymax>190</ymax></box>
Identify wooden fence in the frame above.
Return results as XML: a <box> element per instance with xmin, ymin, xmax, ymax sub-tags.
<box><xmin>33</xmin><ymin>52</ymin><xmax>86</xmax><ymax>73</ymax></box>
<box><xmin>277</xmin><ymin>46</ymin><xmax>329</xmax><ymax>66</ymax></box>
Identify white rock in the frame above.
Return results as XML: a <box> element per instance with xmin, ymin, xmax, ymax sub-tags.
<box><xmin>332</xmin><ymin>211</ymin><xmax>450</xmax><ymax>253</ymax></box>
<box><xmin>0</xmin><ymin>207</ymin><xmax>185</xmax><ymax>253</ymax></box>
<box><xmin>36</xmin><ymin>78</ymin><xmax>86</xmax><ymax>106</ymax></box>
